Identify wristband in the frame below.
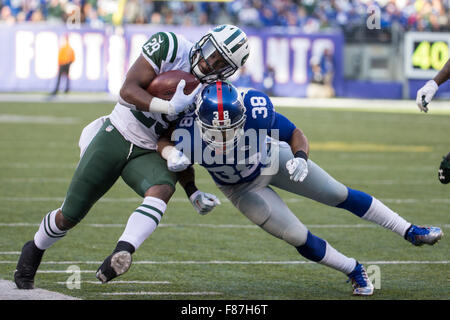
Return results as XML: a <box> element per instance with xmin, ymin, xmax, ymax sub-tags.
<box><xmin>427</xmin><ymin>80</ymin><xmax>438</xmax><ymax>90</ymax></box>
<box><xmin>294</xmin><ymin>150</ymin><xmax>308</xmax><ymax>161</ymax></box>
<box><xmin>184</xmin><ymin>181</ymin><xmax>198</xmax><ymax>198</ymax></box>
<box><xmin>149</xmin><ymin>97</ymin><xmax>171</xmax><ymax>113</ymax></box>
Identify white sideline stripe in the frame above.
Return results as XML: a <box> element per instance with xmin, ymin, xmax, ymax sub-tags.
<box><xmin>0</xmin><ymin>223</ymin><xmax>449</xmax><ymax>229</ymax></box>
<box><xmin>101</xmin><ymin>291</ymin><xmax>222</xmax><ymax>296</ymax></box>
<box><xmin>0</xmin><ymin>114</ymin><xmax>79</xmax><ymax>124</ymax></box>
<box><xmin>1</xmin><ymin>196</ymin><xmax>450</xmax><ymax>204</ymax></box>
<box><xmin>0</xmin><ymin>92</ymin><xmax>115</xmax><ymax>103</ymax></box>
<box><xmin>0</xmin><ymin>279</ymin><xmax>80</xmax><ymax>300</ymax></box>
<box><xmin>1</xmin><ymin>93</ymin><xmax>449</xmax><ymax>113</ymax></box>
<box><xmin>56</xmin><ymin>281</ymin><xmax>171</xmax><ymax>285</ymax></box>
<box><xmin>0</xmin><ymin>260</ymin><xmax>448</xmax><ymax>266</ymax></box>
<box><xmin>270</xmin><ymin>97</ymin><xmax>450</xmax><ymax>113</ymax></box>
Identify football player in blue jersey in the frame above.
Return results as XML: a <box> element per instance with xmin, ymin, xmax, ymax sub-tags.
<box><xmin>158</xmin><ymin>81</ymin><xmax>444</xmax><ymax>296</ymax></box>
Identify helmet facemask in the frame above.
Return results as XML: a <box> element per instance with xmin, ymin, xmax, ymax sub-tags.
<box><xmin>190</xmin><ymin>34</ymin><xmax>238</xmax><ymax>83</ymax></box>
<box><xmin>196</xmin><ymin>113</ymin><xmax>246</xmax><ymax>153</ymax></box>
<box><xmin>195</xmin><ymin>90</ymin><xmax>246</xmax><ymax>154</ymax></box>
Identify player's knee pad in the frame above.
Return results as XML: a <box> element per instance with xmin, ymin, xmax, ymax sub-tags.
<box><xmin>236</xmin><ymin>193</ymin><xmax>271</xmax><ymax>226</ymax></box>
<box><xmin>282</xmin><ymin>223</ymin><xmax>309</xmax><ymax>247</ymax></box>
<box><xmin>316</xmin><ymin>180</ymin><xmax>348</xmax><ymax>206</ymax></box>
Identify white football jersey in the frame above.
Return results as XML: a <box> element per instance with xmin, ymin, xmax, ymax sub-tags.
<box><xmin>109</xmin><ymin>32</ymin><xmax>193</xmax><ymax>150</ymax></box>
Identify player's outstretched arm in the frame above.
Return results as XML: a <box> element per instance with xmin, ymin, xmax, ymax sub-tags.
<box><xmin>434</xmin><ymin>58</ymin><xmax>450</xmax><ymax>86</ymax></box>
<box><xmin>178</xmin><ymin>166</ymin><xmax>221</xmax><ymax>215</ymax></box>
<box><xmin>416</xmin><ymin>58</ymin><xmax>450</xmax><ymax>112</ymax></box>
<box><xmin>289</xmin><ymin>128</ymin><xmax>309</xmax><ymax>158</ymax></box>
<box><xmin>157</xmin><ymin>134</ymin><xmax>221</xmax><ymax>214</ymax></box>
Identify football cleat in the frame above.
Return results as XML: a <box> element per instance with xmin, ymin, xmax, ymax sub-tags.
<box><xmin>347</xmin><ymin>262</ymin><xmax>374</xmax><ymax>296</ymax></box>
<box><xmin>438</xmin><ymin>152</ymin><xmax>450</xmax><ymax>184</ymax></box>
<box><xmin>405</xmin><ymin>225</ymin><xmax>443</xmax><ymax>246</ymax></box>
<box><xmin>14</xmin><ymin>240</ymin><xmax>45</xmax><ymax>289</ymax></box>
<box><xmin>96</xmin><ymin>251</ymin><xmax>132</xmax><ymax>283</ymax></box>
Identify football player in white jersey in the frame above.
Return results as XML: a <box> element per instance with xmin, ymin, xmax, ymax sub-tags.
<box><xmin>160</xmin><ymin>82</ymin><xmax>443</xmax><ymax>296</ymax></box>
<box><xmin>14</xmin><ymin>25</ymin><xmax>250</xmax><ymax>289</ymax></box>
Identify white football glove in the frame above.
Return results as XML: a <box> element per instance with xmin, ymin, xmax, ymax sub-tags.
<box><xmin>286</xmin><ymin>157</ymin><xmax>308</xmax><ymax>182</ymax></box>
<box><xmin>416</xmin><ymin>80</ymin><xmax>438</xmax><ymax>113</ymax></box>
<box><xmin>189</xmin><ymin>190</ymin><xmax>221</xmax><ymax>215</ymax></box>
<box><xmin>168</xmin><ymin>80</ymin><xmax>202</xmax><ymax>115</ymax></box>
<box><xmin>164</xmin><ymin>147</ymin><xmax>191</xmax><ymax>172</ymax></box>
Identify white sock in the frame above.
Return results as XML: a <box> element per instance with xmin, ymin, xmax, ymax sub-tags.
<box><xmin>319</xmin><ymin>242</ymin><xmax>357</xmax><ymax>275</ymax></box>
<box><xmin>34</xmin><ymin>209</ymin><xmax>67</xmax><ymax>250</ymax></box>
<box><xmin>118</xmin><ymin>196</ymin><xmax>167</xmax><ymax>250</ymax></box>
<box><xmin>362</xmin><ymin>197</ymin><xmax>411</xmax><ymax>237</ymax></box>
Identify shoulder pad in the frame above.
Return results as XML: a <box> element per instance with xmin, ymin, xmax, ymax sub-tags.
<box><xmin>242</xmin><ymin>89</ymin><xmax>275</xmax><ymax>130</ymax></box>
<box><xmin>142</xmin><ymin>32</ymin><xmax>179</xmax><ymax>71</ymax></box>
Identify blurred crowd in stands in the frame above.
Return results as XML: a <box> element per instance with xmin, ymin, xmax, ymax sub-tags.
<box><xmin>1</xmin><ymin>0</ymin><xmax>449</xmax><ymax>33</ymax></box>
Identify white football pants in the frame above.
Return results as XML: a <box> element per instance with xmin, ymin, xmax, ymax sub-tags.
<box><xmin>218</xmin><ymin>142</ymin><xmax>348</xmax><ymax>247</ymax></box>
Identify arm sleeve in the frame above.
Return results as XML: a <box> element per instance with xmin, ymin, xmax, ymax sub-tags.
<box><xmin>270</xmin><ymin>112</ymin><xmax>297</xmax><ymax>142</ymax></box>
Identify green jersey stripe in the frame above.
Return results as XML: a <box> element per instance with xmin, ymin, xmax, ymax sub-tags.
<box><xmin>160</xmin><ymin>32</ymin><xmax>170</xmax><ymax>61</ymax></box>
<box><xmin>135</xmin><ymin>209</ymin><xmax>160</xmax><ymax>225</ymax></box>
<box><xmin>45</xmin><ymin>213</ymin><xmax>66</xmax><ymax>236</ymax></box>
<box><xmin>169</xmin><ymin>32</ymin><xmax>178</xmax><ymax>63</ymax></box>
<box><xmin>140</xmin><ymin>204</ymin><xmax>164</xmax><ymax>217</ymax></box>
<box><xmin>44</xmin><ymin>215</ymin><xmax>66</xmax><ymax>238</ymax></box>
<box><xmin>224</xmin><ymin>29</ymin><xmax>242</xmax><ymax>45</ymax></box>
<box><xmin>130</xmin><ymin>110</ymin><xmax>167</xmax><ymax>136</ymax></box>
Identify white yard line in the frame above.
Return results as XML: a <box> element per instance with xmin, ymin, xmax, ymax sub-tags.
<box><xmin>55</xmin><ymin>280</ymin><xmax>171</xmax><ymax>285</ymax></box>
<box><xmin>101</xmin><ymin>291</ymin><xmax>222</xmax><ymax>296</ymax></box>
<box><xmin>1</xmin><ymin>196</ymin><xmax>450</xmax><ymax>204</ymax></box>
<box><xmin>0</xmin><ymin>177</ymin><xmax>440</xmax><ymax>185</ymax></box>
<box><xmin>0</xmin><ymin>260</ymin><xmax>448</xmax><ymax>266</ymax></box>
<box><xmin>0</xmin><ymin>222</ymin><xmax>448</xmax><ymax>229</ymax></box>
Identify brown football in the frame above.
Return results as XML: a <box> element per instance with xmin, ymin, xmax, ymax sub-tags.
<box><xmin>147</xmin><ymin>70</ymin><xmax>200</xmax><ymax>100</ymax></box>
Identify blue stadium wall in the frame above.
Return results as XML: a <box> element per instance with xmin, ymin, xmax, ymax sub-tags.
<box><xmin>0</xmin><ymin>24</ymin><xmax>448</xmax><ymax>99</ymax></box>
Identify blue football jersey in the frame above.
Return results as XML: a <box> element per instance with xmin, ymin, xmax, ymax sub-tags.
<box><xmin>174</xmin><ymin>89</ymin><xmax>296</xmax><ymax>185</ymax></box>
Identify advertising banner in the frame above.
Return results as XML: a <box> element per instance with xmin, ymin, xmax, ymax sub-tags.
<box><xmin>0</xmin><ymin>24</ymin><xmax>344</xmax><ymax>97</ymax></box>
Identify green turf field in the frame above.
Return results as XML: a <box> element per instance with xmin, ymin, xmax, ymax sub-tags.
<box><xmin>0</xmin><ymin>100</ymin><xmax>448</xmax><ymax>300</ymax></box>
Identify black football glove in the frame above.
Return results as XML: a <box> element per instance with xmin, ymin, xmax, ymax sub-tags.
<box><xmin>438</xmin><ymin>152</ymin><xmax>450</xmax><ymax>184</ymax></box>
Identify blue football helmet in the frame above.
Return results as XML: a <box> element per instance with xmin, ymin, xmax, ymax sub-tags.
<box><xmin>195</xmin><ymin>81</ymin><xmax>246</xmax><ymax>151</ymax></box>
